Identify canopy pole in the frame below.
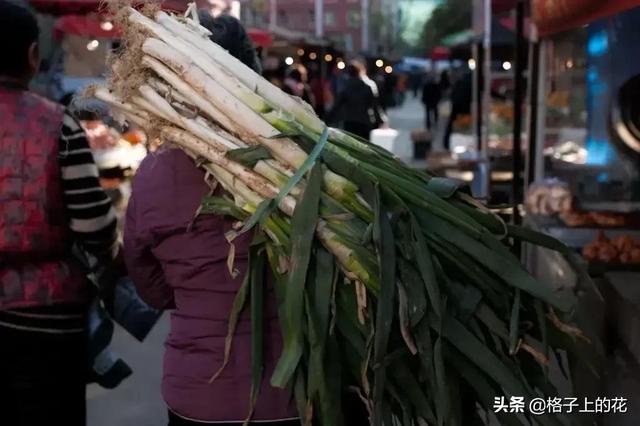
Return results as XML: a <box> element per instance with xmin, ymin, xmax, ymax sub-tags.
<box><xmin>512</xmin><ymin>0</ymin><xmax>526</xmax><ymax>254</ymax></box>
<box><xmin>472</xmin><ymin>42</ymin><xmax>482</xmax><ymax>151</ymax></box>
<box><xmin>534</xmin><ymin>40</ymin><xmax>548</xmax><ymax>183</ymax></box>
<box><xmin>525</xmin><ymin>27</ymin><xmax>540</xmax><ymax>189</ymax></box>
<box><xmin>481</xmin><ymin>0</ymin><xmax>491</xmax><ymax>156</ymax></box>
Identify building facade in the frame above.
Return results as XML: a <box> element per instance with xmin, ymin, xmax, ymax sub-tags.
<box><xmin>242</xmin><ymin>0</ymin><xmax>368</xmax><ymax>52</ymax></box>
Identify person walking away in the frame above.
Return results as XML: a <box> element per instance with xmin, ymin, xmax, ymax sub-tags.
<box><xmin>360</xmin><ymin>64</ymin><xmax>387</xmax><ymax>124</ymax></box>
<box><xmin>283</xmin><ymin>64</ymin><xmax>315</xmax><ymax>110</ymax></box>
<box><xmin>124</xmin><ymin>13</ymin><xmax>298</xmax><ymax>426</ymax></box>
<box><xmin>409</xmin><ymin>69</ymin><xmax>421</xmax><ymax>98</ymax></box>
<box><xmin>308</xmin><ymin>68</ymin><xmax>329</xmax><ymax>118</ymax></box>
<box><xmin>421</xmin><ymin>73</ymin><xmax>441</xmax><ymax>131</ymax></box>
<box><xmin>396</xmin><ymin>72</ymin><xmax>408</xmax><ymax>105</ymax></box>
<box><xmin>439</xmin><ymin>69</ymin><xmax>451</xmax><ymax>98</ymax></box>
<box><xmin>328</xmin><ymin>62</ymin><xmax>385</xmax><ymax>140</ymax></box>
<box><xmin>443</xmin><ymin>71</ymin><xmax>473</xmax><ymax>151</ymax></box>
<box><xmin>0</xmin><ymin>2</ymin><xmax>118</xmax><ymax>425</ymax></box>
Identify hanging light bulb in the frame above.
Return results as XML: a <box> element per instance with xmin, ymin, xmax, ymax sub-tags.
<box><xmin>87</xmin><ymin>40</ymin><xmax>100</xmax><ymax>51</ymax></box>
<box><xmin>100</xmin><ymin>21</ymin><xmax>114</xmax><ymax>31</ymax></box>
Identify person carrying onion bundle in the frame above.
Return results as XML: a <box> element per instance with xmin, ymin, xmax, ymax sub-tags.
<box><xmin>124</xmin><ymin>13</ymin><xmax>300</xmax><ymax>426</ymax></box>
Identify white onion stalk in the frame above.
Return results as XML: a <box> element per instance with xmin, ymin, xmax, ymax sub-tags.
<box><xmin>154</xmin><ymin>9</ymin><xmax>376</xmax><ymax>162</ymax></box>
<box><xmin>136</xmin><ymin>32</ymin><xmax>309</xmax><ymax>165</ymax></box>
<box><xmin>141</xmin><ymin>38</ymin><xmax>311</xmax><ymax>170</ymax></box>
<box><xmin>127</xmin><ymin>11</ymin><xmax>275</xmax><ymax>135</ymax></box>
<box><xmin>182</xmin><ymin>148</ymin><xmax>256</xmax><ymax>210</ymax></box>
<box><xmin>208</xmin><ymin>163</ymin><xmax>264</xmax><ymax>208</ymax></box>
<box><xmin>149</xmin><ymin>77</ymin><xmax>194</xmax><ymax>108</ymax></box>
<box><xmin>119</xmin><ymin>10</ymin><xmax>368</xmax><ymax>217</ymax></box>
<box><xmin>162</xmin><ymin>127</ymin><xmax>296</xmax><ymax>216</ymax></box>
<box><xmin>144</xmin><ymin>11</ymin><xmax>274</xmax><ymax>116</ymax></box>
<box><xmin>118</xmin><ymin>109</ymin><xmax>150</xmax><ymax>129</ymax></box>
<box><xmin>142</xmin><ymin>55</ymin><xmax>237</xmax><ymax>133</ymax></box>
<box><xmin>131</xmin><ymin>93</ymin><xmax>175</xmax><ymax>123</ymax></box>
<box><xmin>253</xmin><ymin>161</ymin><xmax>303</xmax><ymax>198</ymax></box>
<box><xmin>173</xmin><ymin>131</ymin><xmax>370</xmax><ymax>284</ymax></box>
<box><xmin>91</xmin><ymin>87</ymin><xmax>149</xmax><ymax>119</ymax></box>
<box><xmin>137</xmin><ymin>84</ymin><xmax>239</xmax><ymax>151</ymax></box>
<box><xmin>131</xmin><ymin>12</ymin><xmax>316</xmax><ymax>169</ymax></box>
<box><xmin>135</xmin><ymin>18</ymin><xmax>362</xmax><ymax>205</ymax></box>
<box><xmin>154</xmin><ymin>10</ymin><xmax>323</xmax><ymax>134</ymax></box>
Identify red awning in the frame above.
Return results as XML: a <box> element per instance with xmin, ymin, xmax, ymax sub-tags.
<box><xmin>54</xmin><ymin>15</ymin><xmax>120</xmax><ymax>39</ymax></box>
<box><xmin>246</xmin><ymin>28</ymin><xmax>273</xmax><ymax>49</ymax></box>
<box><xmin>430</xmin><ymin>46</ymin><xmax>450</xmax><ymax>61</ymax></box>
<box><xmin>533</xmin><ymin>0</ymin><xmax>640</xmax><ymax>35</ymax></box>
<box><xmin>53</xmin><ymin>16</ymin><xmax>273</xmax><ymax>48</ymax></box>
<box><xmin>30</xmin><ymin>0</ymin><xmax>192</xmax><ymax>15</ymax></box>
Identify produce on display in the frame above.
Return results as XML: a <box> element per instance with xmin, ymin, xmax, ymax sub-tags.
<box><xmin>525</xmin><ymin>181</ymin><xmax>635</xmax><ymax>228</ymax></box>
<box><xmin>92</xmin><ymin>4</ymin><xmax>595</xmax><ymax>424</ymax></box>
<box><xmin>525</xmin><ymin>180</ymin><xmax>572</xmax><ymax>216</ymax></box>
<box><xmin>559</xmin><ymin>210</ymin><xmax>630</xmax><ymax>228</ymax></box>
<box><xmin>583</xmin><ymin>232</ymin><xmax>640</xmax><ymax>265</ymax></box>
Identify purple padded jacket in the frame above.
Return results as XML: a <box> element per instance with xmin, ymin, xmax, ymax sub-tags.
<box><xmin>124</xmin><ymin>147</ymin><xmax>297</xmax><ymax>423</ymax></box>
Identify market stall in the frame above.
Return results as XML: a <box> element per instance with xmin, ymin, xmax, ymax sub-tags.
<box><xmin>526</xmin><ymin>2</ymin><xmax>640</xmax><ymax>278</ymax></box>
<box><xmin>525</xmin><ymin>3</ymin><xmax>640</xmax><ymax>404</ymax></box>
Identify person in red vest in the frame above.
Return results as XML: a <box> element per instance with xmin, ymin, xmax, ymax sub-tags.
<box><xmin>0</xmin><ymin>2</ymin><xmax>118</xmax><ymax>425</ymax></box>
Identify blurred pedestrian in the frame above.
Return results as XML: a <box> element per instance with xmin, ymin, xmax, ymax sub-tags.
<box><xmin>328</xmin><ymin>61</ymin><xmax>386</xmax><ymax>140</ymax></box>
<box><xmin>283</xmin><ymin>64</ymin><xmax>315</xmax><ymax>109</ymax></box>
<box><xmin>421</xmin><ymin>72</ymin><xmax>441</xmax><ymax>130</ymax></box>
<box><xmin>443</xmin><ymin>71</ymin><xmax>473</xmax><ymax>151</ymax></box>
<box><xmin>397</xmin><ymin>72</ymin><xmax>408</xmax><ymax>105</ymax></box>
<box><xmin>382</xmin><ymin>70</ymin><xmax>398</xmax><ymax>109</ymax></box>
<box><xmin>439</xmin><ymin>69</ymin><xmax>451</xmax><ymax>97</ymax></box>
<box><xmin>125</xmin><ymin>13</ymin><xmax>298</xmax><ymax>426</ymax></box>
<box><xmin>409</xmin><ymin>68</ymin><xmax>424</xmax><ymax>98</ymax></box>
<box><xmin>361</xmin><ymin>63</ymin><xmax>388</xmax><ymax>116</ymax></box>
<box><xmin>308</xmin><ymin>65</ymin><xmax>330</xmax><ymax>118</ymax></box>
<box><xmin>0</xmin><ymin>2</ymin><xmax>119</xmax><ymax>425</ymax></box>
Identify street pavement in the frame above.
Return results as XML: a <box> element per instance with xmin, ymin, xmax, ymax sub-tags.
<box><xmin>87</xmin><ymin>315</ymin><xmax>169</xmax><ymax>425</ymax></box>
<box><xmin>86</xmin><ymin>96</ymin><xmax>427</xmax><ymax>426</ymax></box>
<box><xmin>387</xmin><ymin>93</ymin><xmax>425</xmax><ymax>160</ymax></box>
<box><xmin>386</xmin><ymin>94</ymin><xmax>449</xmax><ymax>166</ymax></box>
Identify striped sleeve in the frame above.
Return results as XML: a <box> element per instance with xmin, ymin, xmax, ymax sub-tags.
<box><xmin>59</xmin><ymin>112</ymin><xmax>118</xmax><ymax>259</ymax></box>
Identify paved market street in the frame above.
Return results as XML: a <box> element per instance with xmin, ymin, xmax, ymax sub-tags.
<box><xmin>86</xmin><ymin>99</ymin><xmax>426</xmax><ymax>425</ymax></box>
<box><xmin>87</xmin><ymin>315</ymin><xmax>169</xmax><ymax>425</ymax></box>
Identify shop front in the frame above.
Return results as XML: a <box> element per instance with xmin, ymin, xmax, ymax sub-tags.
<box><xmin>525</xmin><ymin>3</ymin><xmax>640</xmax><ymax>415</ymax></box>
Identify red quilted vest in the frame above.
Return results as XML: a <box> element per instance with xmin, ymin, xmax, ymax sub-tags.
<box><xmin>0</xmin><ymin>86</ymin><xmax>86</xmax><ymax>310</ymax></box>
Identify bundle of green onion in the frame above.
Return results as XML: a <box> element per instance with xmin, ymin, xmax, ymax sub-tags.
<box><xmin>95</xmin><ymin>5</ymin><xmax>595</xmax><ymax>425</ymax></box>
